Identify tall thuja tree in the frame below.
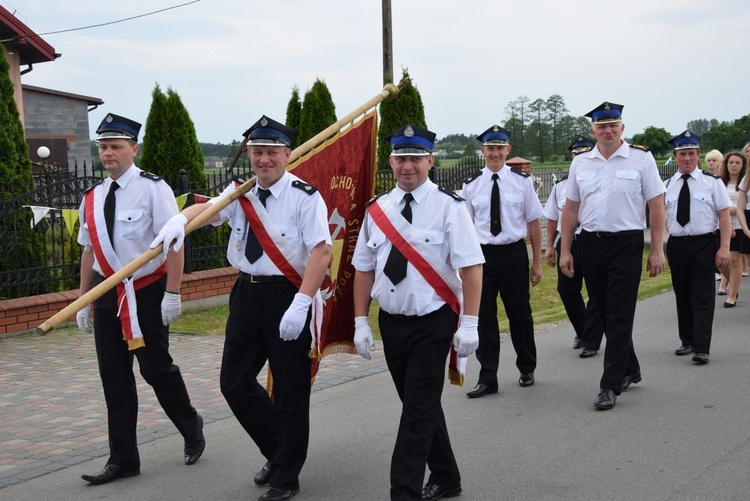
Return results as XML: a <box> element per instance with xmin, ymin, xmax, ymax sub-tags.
<box><xmin>139</xmin><ymin>84</ymin><xmax>168</xmax><ymax>176</ymax></box>
<box><xmin>377</xmin><ymin>69</ymin><xmax>426</xmax><ymax>171</ymax></box>
<box><xmin>285</xmin><ymin>85</ymin><xmax>302</xmax><ymax>149</ymax></box>
<box><xmin>0</xmin><ymin>47</ymin><xmax>43</xmax><ymax>296</ymax></box>
<box><xmin>140</xmin><ymin>85</ymin><xmax>206</xmax><ymax>191</ymax></box>
<box><xmin>297</xmin><ymin>79</ymin><xmax>337</xmax><ymax>146</ymax></box>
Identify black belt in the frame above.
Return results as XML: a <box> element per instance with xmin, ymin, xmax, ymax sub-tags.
<box><xmin>239</xmin><ymin>272</ymin><xmax>289</xmax><ymax>284</ymax></box>
<box><xmin>580</xmin><ymin>229</ymin><xmax>642</xmax><ymax>238</ymax></box>
<box><xmin>670</xmin><ymin>232</ymin><xmax>717</xmax><ymax>242</ymax></box>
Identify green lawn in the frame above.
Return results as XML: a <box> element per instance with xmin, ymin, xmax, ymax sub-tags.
<box><xmin>171</xmin><ymin>250</ymin><xmax>673</xmax><ymax>338</ymax></box>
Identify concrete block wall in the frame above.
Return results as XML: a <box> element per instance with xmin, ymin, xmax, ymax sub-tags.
<box><xmin>22</xmin><ymin>89</ymin><xmax>94</xmax><ymax>169</ymax></box>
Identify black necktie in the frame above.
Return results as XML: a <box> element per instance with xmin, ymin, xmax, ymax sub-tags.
<box><xmin>677</xmin><ymin>174</ymin><xmax>691</xmax><ymax>227</ymax></box>
<box><xmin>104</xmin><ymin>182</ymin><xmax>119</xmax><ymax>246</ymax></box>
<box><xmin>490</xmin><ymin>173</ymin><xmax>502</xmax><ymax>236</ymax></box>
<box><xmin>244</xmin><ymin>188</ymin><xmax>272</xmax><ymax>264</ymax></box>
<box><xmin>384</xmin><ymin>193</ymin><xmax>413</xmax><ymax>285</ymax></box>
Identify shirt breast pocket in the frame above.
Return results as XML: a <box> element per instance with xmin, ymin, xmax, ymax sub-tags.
<box><xmin>417</xmin><ymin>229</ymin><xmax>444</xmax><ymax>247</ymax></box>
<box><xmin>615</xmin><ymin>170</ymin><xmax>639</xmax><ymax>193</ymax></box>
<box><xmin>471</xmin><ymin>195</ymin><xmax>489</xmax><ymax>209</ymax></box>
<box><xmin>278</xmin><ymin>224</ymin><xmax>300</xmax><ymax>241</ymax></box>
<box><xmin>576</xmin><ymin>171</ymin><xmax>596</xmax><ymax>196</ymax></box>
<box><xmin>503</xmin><ymin>192</ymin><xmax>524</xmax><ymax>217</ymax></box>
<box><xmin>116</xmin><ymin>209</ymin><xmax>145</xmax><ymax>240</ymax></box>
<box><xmin>664</xmin><ymin>194</ymin><xmax>677</xmax><ymax>213</ymax></box>
<box><xmin>692</xmin><ymin>192</ymin><xmax>713</xmax><ymax>215</ymax></box>
<box><xmin>366</xmin><ymin>232</ymin><xmax>386</xmax><ymax>253</ymax></box>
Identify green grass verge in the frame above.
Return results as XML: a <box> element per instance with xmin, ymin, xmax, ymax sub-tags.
<box><xmin>171</xmin><ymin>250</ymin><xmax>673</xmax><ymax>338</ymax></box>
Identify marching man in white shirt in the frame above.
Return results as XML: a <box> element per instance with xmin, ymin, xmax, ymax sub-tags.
<box><xmin>352</xmin><ymin>124</ymin><xmax>484</xmax><ymax>501</ymax></box>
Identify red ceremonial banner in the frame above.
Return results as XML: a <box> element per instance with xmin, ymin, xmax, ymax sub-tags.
<box><xmin>287</xmin><ymin>110</ymin><xmax>378</xmax><ymax>381</ymax></box>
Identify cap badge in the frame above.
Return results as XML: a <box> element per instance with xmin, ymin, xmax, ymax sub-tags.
<box><xmin>685</xmin><ymin>131</ymin><xmax>692</xmax><ymax>137</ymax></box>
<box><xmin>105</xmin><ymin>114</ymin><xmax>113</xmax><ymax>123</ymax></box>
<box><xmin>404</xmin><ymin>125</ymin><xmax>414</xmax><ymax>138</ymax></box>
<box><xmin>604</xmin><ymin>103</ymin><xmax>611</xmax><ymax>114</ymax></box>
<box><xmin>492</xmin><ymin>125</ymin><xmax>500</xmax><ymax>132</ymax></box>
<box><xmin>260</xmin><ymin>117</ymin><xmax>268</xmax><ymax>127</ymax></box>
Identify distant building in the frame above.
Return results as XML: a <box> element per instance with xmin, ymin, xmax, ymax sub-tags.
<box><xmin>204</xmin><ymin>156</ymin><xmax>224</xmax><ymax>169</ymax></box>
<box><xmin>23</xmin><ymin>85</ymin><xmax>103</xmax><ymax>169</ymax></box>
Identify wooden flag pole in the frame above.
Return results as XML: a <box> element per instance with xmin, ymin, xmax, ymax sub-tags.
<box><xmin>36</xmin><ymin>82</ymin><xmax>402</xmax><ymax>336</ymax></box>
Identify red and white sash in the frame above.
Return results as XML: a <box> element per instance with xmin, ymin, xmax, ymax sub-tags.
<box><xmin>367</xmin><ymin>195</ymin><xmax>468</xmax><ymax>385</ymax></box>
<box><xmin>84</xmin><ymin>188</ymin><xmax>165</xmax><ymax>350</ymax></box>
<box><xmin>238</xmin><ymin>186</ymin><xmax>324</xmax><ymax>355</ymax></box>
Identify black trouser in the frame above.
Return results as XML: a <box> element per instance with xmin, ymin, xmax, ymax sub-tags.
<box><xmin>221</xmin><ymin>276</ymin><xmax>312</xmax><ymax>491</ymax></box>
<box><xmin>379</xmin><ymin>305</ymin><xmax>460</xmax><ymax>501</ymax></box>
<box><xmin>666</xmin><ymin>234</ymin><xmax>718</xmax><ymax>354</ymax></box>
<box><xmin>577</xmin><ymin>231</ymin><xmax>643</xmax><ymax>394</ymax></box>
<box><xmin>93</xmin><ymin>277</ymin><xmax>200</xmax><ymax>467</ymax></box>
<box><xmin>556</xmin><ymin>238</ymin><xmax>604</xmax><ymax>350</ymax></box>
<box><xmin>476</xmin><ymin>240</ymin><xmax>537</xmax><ymax>387</ymax></box>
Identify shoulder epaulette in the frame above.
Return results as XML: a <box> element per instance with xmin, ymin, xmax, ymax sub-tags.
<box><xmin>140</xmin><ymin>171</ymin><xmax>162</xmax><ymax>181</ymax></box>
<box><xmin>702</xmin><ymin>170</ymin><xmax>721</xmax><ymax>179</ymax></box>
<box><xmin>554</xmin><ymin>174</ymin><xmax>569</xmax><ymax>184</ymax></box>
<box><xmin>510</xmin><ymin>167</ymin><xmax>530</xmax><ymax>177</ymax></box>
<box><xmin>630</xmin><ymin>144</ymin><xmax>650</xmax><ymax>152</ymax></box>
<box><xmin>292</xmin><ymin>180</ymin><xmax>318</xmax><ymax>195</ymax></box>
<box><xmin>576</xmin><ymin>146</ymin><xmax>593</xmax><ymax>154</ymax></box>
<box><xmin>463</xmin><ymin>170</ymin><xmax>482</xmax><ymax>184</ymax></box>
<box><xmin>83</xmin><ymin>179</ymin><xmax>104</xmax><ymax>194</ymax></box>
<box><xmin>365</xmin><ymin>189</ymin><xmax>391</xmax><ymax>207</ymax></box>
<box><xmin>232</xmin><ymin>175</ymin><xmax>246</xmax><ymax>184</ymax></box>
<box><xmin>438</xmin><ymin>185</ymin><xmax>464</xmax><ymax>201</ymax></box>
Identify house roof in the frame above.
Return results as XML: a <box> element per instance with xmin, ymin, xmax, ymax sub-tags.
<box><xmin>22</xmin><ymin>84</ymin><xmax>103</xmax><ymax>106</ymax></box>
<box><xmin>1</xmin><ymin>6</ymin><xmax>59</xmax><ymax>64</ymax></box>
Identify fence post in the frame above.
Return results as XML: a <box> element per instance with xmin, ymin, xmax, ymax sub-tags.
<box><xmin>176</xmin><ymin>169</ymin><xmax>192</xmax><ymax>274</ymax></box>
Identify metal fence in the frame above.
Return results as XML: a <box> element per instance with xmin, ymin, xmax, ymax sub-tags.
<box><xmin>0</xmin><ymin>159</ymin><xmax>679</xmax><ymax>300</ymax></box>
<box><xmin>0</xmin><ymin>162</ymin><xmax>254</xmax><ymax>299</ymax></box>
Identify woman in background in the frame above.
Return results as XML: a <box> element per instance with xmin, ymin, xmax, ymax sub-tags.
<box><xmin>706</xmin><ymin>149</ymin><xmax>724</xmax><ymax>280</ymax></box>
<box><xmin>718</xmin><ymin>152</ymin><xmax>747</xmax><ymax>307</ymax></box>
<box><xmin>705</xmin><ymin>149</ymin><xmax>723</xmax><ymax>175</ymax></box>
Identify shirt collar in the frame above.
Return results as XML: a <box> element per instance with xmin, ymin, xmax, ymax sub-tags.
<box><xmin>108</xmin><ymin>164</ymin><xmax>137</xmax><ymax>189</ymax></box>
<box><xmin>393</xmin><ymin>178</ymin><xmax>432</xmax><ymax>206</ymax></box>
<box><xmin>255</xmin><ymin>171</ymin><xmax>290</xmax><ymax>200</ymax></box>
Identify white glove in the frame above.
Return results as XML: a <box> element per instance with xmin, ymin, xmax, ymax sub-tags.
<box><xmin>161</xmin><ymin>291</ymin><xmax>182</xmax><ymax>326</ymax></box>
<box><xmin>150</xmin><ymin>214</ymin><xmax>188</xmax><ymax>259</ymax></box>
<box><xmin>353</xmin><ymin>316</ymin><xmax>375</xmax><ymax>360</ymax></box>
<box><xmin>76</xmin><ymin>307</ymin><xmax>93</xmax><ymax>334</ymax></box>
<box><xmin>279</xmin><ymin>293</ymin><xmax>312</xmax><ymax>341</ymax></box>
<box><xmin>453</xmin><ymin>314</ymin><xmax>479</xmax><ymax>358</ymax></box>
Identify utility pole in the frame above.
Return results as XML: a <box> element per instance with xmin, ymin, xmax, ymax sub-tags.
<box><xmin>382</xmin><ymin>0</ymin><xmax>393</xmax><ymax>86</ymax></box>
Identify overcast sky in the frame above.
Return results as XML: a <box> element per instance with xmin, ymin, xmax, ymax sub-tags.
<box><xmin>7</xmin><ymin>0</ymin><xmax>750</xmax><ymax>144</ymax></box>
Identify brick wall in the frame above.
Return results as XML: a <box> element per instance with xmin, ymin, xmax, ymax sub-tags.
<box><xmin>0</xmin><ymin>267</ymin><xmax>238</xmax><ymax>337</ymax></box>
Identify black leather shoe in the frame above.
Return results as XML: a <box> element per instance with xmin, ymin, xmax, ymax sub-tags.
<box><xmin>594</xmin><ymin>389</ymin><xmax>616</xmax><ymax>410</ymax></box>
<box><xmin>675</xmin><ymin>345</ymin><xmax>693</xmax><ymax>356</ymax></box>
<box><xmin>254</xmin><ymin>461</ymin><xmax>274</xmax><ymax>486</ymax></box>
<box><xmin>184</xmin><ymin>414</ymin><xmax>205</xmax><ymax>465</ymax></box>
<box><xmin>81</xmin><ymin>464</ymin><xmax>140</xmax><ymax>485</ymax></box>
<box><xmin>580</xmin><ymin>348</ymin><xmax>598</xmax><ymax>358</ymax></box>
<box><xmin>421</xmin><ymin>482</ymin><xmax>462</xmax><ymax>500</ymax></box>
<box><xmin>258</xmin><ymin>486</ymin><xmax>299</xmax><ymax>500</ymax></box>
<box><xmin>466</xmin><ymin>383</ymin><xmax>497</xmax><ymax>398</ymax></box>
<box><xmin>573</xmin><ymin>337</ymin><xmax>583</xmax><ymax>349</ymax></box>
<box><xmin>692</xmin><ymin>352</ymin><xmax>709</xmax><ymax>364</ymax></box>
<box><xmin>621</xmin><ymin>371</ymin><xmax>642</xmax><ymax>392</ymax></box>
<box><xmin>519</xmin><ymin>373</ymin><xmax>535</xmax><ymax>387</ymax></box>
